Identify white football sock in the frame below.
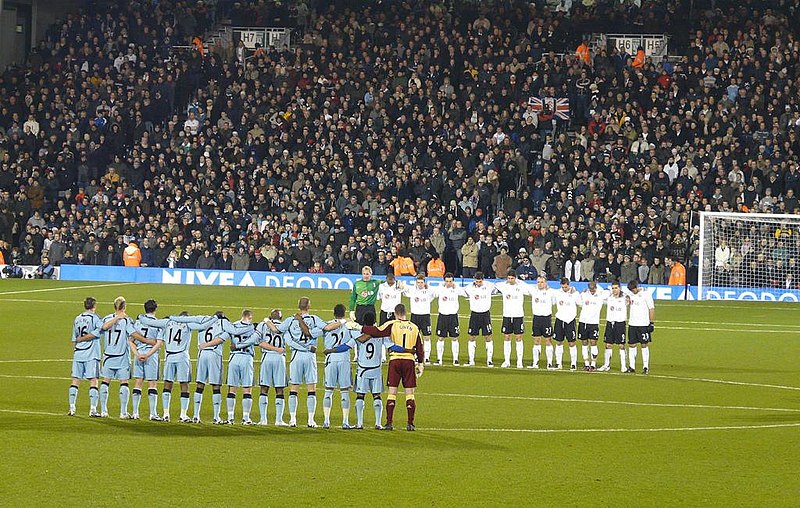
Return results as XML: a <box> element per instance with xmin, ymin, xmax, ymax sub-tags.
<box><xmin>619</xmin><ymin>349</ymin><xmax>627</xmax><ymax>372</ymax></box>
<box><xmin>423</xmin><ymin>339</ymin><xmax>431</xmax><ymax>362</ymax></box>
<box><xmin>451</xmin><ymin>340</ymin><xmax>460</xmax><ymax>363</ymax></box>
<box><xmin>545</xmin><ymin>345</ymin><xmax>554</xmax><ymax>366</ymax></box>
<box><xmin>533</xmin><ymin>344</ymin><xmax>541</xmax><ymax>366</ymax></box>
<box><xmin>515</xmin><ymin>341</ymin><xmax>524</xmax><ymax>365</ymax></box>
<box><xmin>629</xmin><ymin>348</ymin><xmax>638</xmax><ymax>369</ymax></box>
<box><xmin>642</xmin><ymin>347</ymin><xmax>650</xmax><ymax>369</ymax></box>
<box><xmin>503</xmin><ymin>341</ymin><xmax>511</xmax><ymax>364</ymax></box>
<box><xmin>436</xmin><ymin>340</ymin><xmax>445</xmax><ymax>362</ymax></box>
<box><xmin>485</xmin><ymin>341</ymin><xmax>494</xmax><ymax>363</ymax></box>
<box><xmin>603</xmin><ymin>348</ymin><xmax>612</xmax><ymax>367</ymax></box>
<box><xmin>555</xmin><ymin>344</ymin><xmax>563</xmax><ymax>366</ymax></box>
<box><xmin>591</xmin><ymin>345</ymin><xmax>599</xmax><ymax>366</ymax></box>
<box><xmin>569</xmin><ymin>345</ymin><xmax>577</xmax><ymax>366</ymax></box>
<box><xmin>581</xmin><ymin>345</ymin><xmax>589</xmax><ymax>363</ymax></box>
<box><xmin>468</xmin><ymin>341</ymin><xmax>476</xmax><ymax>363</ymax></box>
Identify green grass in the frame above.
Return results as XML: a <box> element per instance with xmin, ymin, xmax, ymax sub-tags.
<box><xmin>0</xmin><ymin>279</ymin><xmax>799</xmax><ymax>506</ymax></box>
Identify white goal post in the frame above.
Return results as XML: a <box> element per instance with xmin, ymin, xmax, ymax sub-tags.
<box><xmin>698</xmin><ymin>212</ymin><xmax>800</xmax><ymax>302</ymax></box>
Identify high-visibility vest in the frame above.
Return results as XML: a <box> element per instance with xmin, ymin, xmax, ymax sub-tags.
<box><xmin>0</xmin><ymin>250</ymin><xmax>5</xmax><ymax>265</ymax></box>
<box><xmin>391</xmin><ymin>256</ymin><xmax>416</xmax><ymax>276</ymax></box>
<box><xmin>123</xmin><ymin>244</ymin><xmax>142</xmax><ymax>267</ymax></box>
<box><xmin>632</xmin><ymin>49</ymin><xmax>646</xmax><ymax>69</ymax></box>
<box><xmin>427</xmin><ymin>258</ymin><xmax>445</xmax><ymax>278</ymax></box>
<box><xmin>192</xmin><ymin>36</ymin><xmax>205</xmax><ymax>57</ymax></box>
<box><xmin>668</xmin><ymin>262</ymin><xmax>686</xmax><ymax>286</ymax></box>
<box><xmin>576</xmin><ymin>43</ymin><xmax>590</xmax><ymax>64</ymax></box>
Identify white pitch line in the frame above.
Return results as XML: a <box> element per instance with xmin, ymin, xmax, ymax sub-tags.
<box><xmin>0</xmin><ymin>282</ymin><xmax>137</xmax><ymax>295</ymax></box>
<box><xmin>422</xmin><ymin>422</ymin><xmax>800</xmax><ymax>434</ymax></box>
<box><xmin>421</xmin><ymin>392</ymin><xmax>800</xmax><ymax>413</ymax></box>
<box><xmin>0</xmin><ymin>408</ymin><xmax>64</xmax><ymax>417</ymax></box>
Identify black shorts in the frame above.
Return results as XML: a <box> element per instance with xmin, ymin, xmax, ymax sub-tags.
<box><xmin>604</xmin><ymin>321</ymin><xmax>627</xmax><ymax>345</ymax></box>
<box><xmin>436</xmin><ymin>314</ymin><xmax>460</xmax><ymax>338</ymax></box>
<box><xmin>532</xmin><ymin>315</ymin><xmax>553</xmax><ymax>337</ymax></box>
<box><xmin>628</xmin><ymin>325</ymin><xmax>653</xmax><ymax>345</ymax></box>
<box><xmin>501</xmin><ymin>316</ymin><xmax>524</xmax><ymax>335</ymax></box>
<box><xmin>578</xmin><ymin>323</ymin><xmax>599</xmax><ymax>341</ymax></box>
<box><xmin>554</xmin><ymin>319</ymin><xmax>576</xmax><ymax>342</ymax></box>
<box><xmin>468</xmin><ymin>311</ymin><xmax>492</xmax><ymax>336</ymax></box>
<box><xmin>410</xmin><ymin>314</ymin><xmax>432</xmax><ymax>336</ymax></box>
<box><xmin>379</xmin><ymin>310</ymin><xmax>395</xmax><ymax>325</ymax></box>
<box><xmin>355</xmin><ymin>304</ymin><xmax>376</xmax><ymax>325</ymax></box>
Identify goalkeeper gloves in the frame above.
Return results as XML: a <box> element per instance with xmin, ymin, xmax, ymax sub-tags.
<box><xmin>349</xmin><ymin>311</ymin><xmax>357</xmax><ymax>321</ymax></box>
<box><xmin>415</xmin><ymin>364</ymin><xmax>424</xmax><ymax>378</ymax></box>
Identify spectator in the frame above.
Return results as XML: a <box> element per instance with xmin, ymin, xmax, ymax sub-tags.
<box><xmin>492</xmin><ymin>247</ymin><xmax>513</xmax><ymax>279</ymax></box>
<box><xmin>34</xmin><ymin>256</ymin><xmax>54</xmax><ymax>279</ymax></box>
<box><xmin>461</xmin><ymin>237</ymin><xmax>479</xmax><ymax>278</ymax></box>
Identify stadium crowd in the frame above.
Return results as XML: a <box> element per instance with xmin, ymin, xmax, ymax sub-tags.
<box><xmin>0</xmin><ymin>0</ymin><xmax>798</xmax><ymax>288</ymax></box>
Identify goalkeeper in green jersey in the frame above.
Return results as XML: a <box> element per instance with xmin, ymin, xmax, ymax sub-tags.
<box><xmin>350</xmin><ymin>266</ymin><xmax>381</xmax><ymax>324</ymax></box>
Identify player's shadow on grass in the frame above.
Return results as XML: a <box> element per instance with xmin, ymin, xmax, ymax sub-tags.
<box><xmin>34</xmin><ymin>418</ymin><xmax>499</xmax><ymax>451</ymax></box>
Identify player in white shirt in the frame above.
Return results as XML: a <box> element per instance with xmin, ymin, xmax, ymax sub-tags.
<box><xmin>553</xmin><ymin>278</ymin><xmax>582</xmax><ymax>370</ymax></box>
<box><xmin>597</xmin><ymin>280</ymin><xmax>629</xmax><ymax>372</ymax></box>
<box><xmin>495</xmin><ymin>269</ymin><xmax>531</xmax><ymax>368</ymax></box>
<box><xmin>528</xmin><ymin>275</ymin><xmax>558</xmax><ymax>369</ymax></box>
<box><xmin>462</xmin><ymin>272</ymin><xmax>496</xmax><ymax>367</ymax></box>
<box><xmin>625</xmin><ymin>280</ymin><xmax>655</xmax><ymax>374</ymax></box>
<box><xmin>434</xmin><ymin>272</ymin><xmax>467</xmax><ymax>365</ymax></box>
<box><xmin>577</xmin><ymin>281</ymin><xmax>607</xmax><ymax>370</ymax></box>
<box><xmin>402</xmin><ymin>274</ymin><xmax>437</xmax><ymax>364</ymax></box>
<box><xmin>377</xmin><ymin>273</ymin><xmax>405</xmax><ymax>362</ymax></box>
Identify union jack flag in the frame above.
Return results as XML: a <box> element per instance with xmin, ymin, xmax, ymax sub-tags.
<box><xmin>527</xmin><ymin>97</ymin><xmax>570</xmax><ymax>120</ymax></box>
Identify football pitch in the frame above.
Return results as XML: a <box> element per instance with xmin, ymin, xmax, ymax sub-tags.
<box><xmin>0</xmin><ymin>280</ymin><xmax>798</xmax><ymax>506</ymax></box>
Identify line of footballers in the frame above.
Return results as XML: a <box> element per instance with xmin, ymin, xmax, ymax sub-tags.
<box><xmin>356</xmin><ymin>270</ymin><xmax>655</xmax><ymax>373</ymax></box>
<box><xmin>69</xmin><ymin>296</ymin><xmax>425</xmax><ymax>431</ymax></box>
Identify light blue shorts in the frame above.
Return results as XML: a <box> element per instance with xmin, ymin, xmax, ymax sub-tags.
<box><xmin>101</xmin><ymin>354</ymin><xmax>131</xmax><ymax>380</ymax></box>
<box><xmin>133</xmin><ymin>354</ymin><xmax>160</xmax><ymax>381</ymax></box>
<box><xmin>163</xmin><ymin>358</ymin><xmax>191</xmax><ymax>383</ymax></box>
<box><xmin>72</xmin><ymin>359</ymin><xmax>100</xmax><ymax>380</ymax></box>
<box><xmin>196</xmin><ymin>352</ymin><xmax>223</xmax><ymax>385</ymax></box>
<box><xmin>355</xmin><ymin>366</ymin><xmax>383</xmax><ymax>394</ymax></box>
<box><xmin>227</xmin><ymin>356</ymin><xmax>254</xmax><ymax>387</ymax></box>
<box><xmin>289</xmin><ymin>353</ymin><xmax>317</xmax><ymax>386</ymax></box>
<box><xmin>324</xmin><ymin>361</ymin><xmax>352</xmax><ymax>389</ymax></box>
<box><xmin>259</xmin><ymin>358</ymin><xmax>287</xmax><ymax>388</ymax></box>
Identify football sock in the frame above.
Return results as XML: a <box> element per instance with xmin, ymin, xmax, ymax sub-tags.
<box><xmin>242</xmin><ymin>394</ymin><xmax>252</xmax><ymax>420</ymax></box>
<box><xmin>341</xmin><ymin>392</ymin><xmax>351</xmax><ymax>426</ymax></box>
<box><xmin>468</xmin><ymin>341</ymin><xmax>476</xmax><ymax>363</ymax></box>
<box><xmin>179</xmin><ymin>392</ymin><xmax>189</xmax><ymax>418</ymax></box>
<box><xmin>533</xmin><ymin>344</ymin><xmax>541</xmax><ymax>366</ymax></box>
<box><xmin>515</xmin><ymin>340</ymin><xmax>524</xmax><ymax>365</ymax></box>
<box><xmin>275</xmin><ymin>394</ymin><xmax>285</xmax><ymax>423</ymax></box>
<box><xmin>555</xmin><ymin>344</ymin><xmax>564</xmax><ymax>366</ymax></box>
<box><xmin>227</xmin><ymin>393</ymin><xmax>236</xmax><ymax>420</ymax></box>
<box><xmin>503</xmin><ymin>341</ymin><xmax>511</xmax><ymax>364</ymax></box>
<box><xmin>619</xmin><ymin>349</ymin><xmax>627</xmax><ymax>372</ymax></box>
<box><xmin>307</xmin><ymin>392</ymin><xmax>317</xmax><ymax>423</ymax></box>
<box><xmin>373</xmin><ymin>397</ymin><xmax>383</xmax><ymax>426</ymax></box>
<box><xmin>642</xmin><ymin>348</ymin><xmax>650</xmax><ymax>369</ymax></box>
<box><xmin>162</xmin><ymin>390</ymin><xmax>171</xmax><ymax>416</ymax></box>
<box><xmin>386</xmin><ymin>394</ymin><xmax>396</xmax><ymax>425</ymax></box>
<box><xmin>132</xmin><ymin>388</ymin><xmax>142</xmax><ymax>415</ymax></box>
<box><xmin>423</xmin><ymin>340</ymin><xmax>431</xmax><ymax>362</ymax></box>
<box><xmin>603</xmin><ymin>348</ymin><xmax>612</xmax><ymax>367</ymax></box>
<box><xmin>68</xmin><ymin>385</ymin><xmax>78</xmax><ymax>409</ymax></box>
<box><xmin>581</xmin><ymin>345</ymin><xmax>589</xmax><ymax>364</ymax></box>
<box><xmin>451</xmin><ymin>340</ymin><xmax>460</xmax><ymax>363</ymax></box>
<box><xmin>569</xmin><ymin>345</ymin><xmax>577</xmax><ymax>366</ymax></box>
<box><xmin>356</xmin><ymin>397</ymin><xmax>365</xmax><ymax>427</ymax></box>
<box><xmin>436</xmin><ymin>340</ymin><xmax>445</xmax><ymax>362</ymax></box>
<box><xmin>323</xmin><ymin>389</ymin><xmax>334</xmax><ymax>424</ymax></box>
<box><xmin>288</xmin><ymin>392</ymin><xmax>298</xmax><ymax>420</ymax></box>
<box><xmin>119</xmin><ymin>384</ymin><xmax>130</xmax><ymax>415</ymax></box>
<box><xmin>212</xmin><ymin>392</ymin><xmax>222</xmax><ymax>420</ymax></box>
<box><xmin>485</xmin><ymin>341</ymin><xmax>494</xmax><ymax>363</ymax></box>
<box><xmin>259</xmin><ymin>394</ymin><xmax>268</xmax><ymax>423</ymax></box>
<box><xmin>148</xmin><ymin>389</ymin><xmax>158</xmax><ymax>417</ymax></box>
<box><xmin>99</xmin><ymin>382</ymin><xmax>109</xmax><ymax>413</ymax></box>
<box><xmin>406</xmin><ymin>394</ymin><xmax>416</xmax><ymax>426</ymax></box>
<box><xmin>629</xmin><ymin>348</ymin><xmax>638</xmax><ymax>369</ymax></box>
<box><xmin>591</xmin><ymin>345</ymin><xmax>599</xmax><ymax>366</ymax></box>
<box><xmin>545</xmin><ymin>345</ymin><xmax>554</xmax><ymax>366</ymax></box>
<box><xmin>89</xmin><ymin>386</ymin><xmax>99</xmax><ymax>412</ymax></box>
<box><xmin>193</xmin><ymin>389</ymin><xmax>203</xmax><ymax>417</ymax></box>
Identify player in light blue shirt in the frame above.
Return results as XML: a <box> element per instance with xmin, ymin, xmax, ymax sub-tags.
<box><xmin>321</xmin><ymin>304</ymin><xmax>358</xmax><ymax>429</ymax></box>
<box><xmin>69</xmin><ymin>297</ymin><xmax>123</xmax><ymax>417</ymax></box>
<box><xmin>99</xmin><ymin>297</ymin><xmax>155</xmax><ymax>418</ymax></box>
<box><xmin>263</xmin><ymin>297</ymin><xmax>340</xmax><ymax>428</ymax></box>
<box><xmin>200</xmin><ymin>310</ymin><xmax>256</xmax><ymax>424</ymax></box>
<box><xmin>132</xmin><ymin>299</ymin><xmax>165</xmax><ymax>421</ymax></box>
<box><xmin>324</xmin><ymin>311</ymin><xmax>403</xmax><ymax>429</ymax></box>
<box><xmin>138</xmin><ymin>311</ymin><xmax>215</xmax><ymax>422</ymax></box>
<box><xmin>253</xmin><ymin>309</ymin><xmax>289</xmax><ymax>425</ymax></box>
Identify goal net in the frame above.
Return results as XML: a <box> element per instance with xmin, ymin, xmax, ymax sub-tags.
<box><xmin>698</xmin><ymin>212</ymin><xmax>800</xmax><ymax>301</ymax></box>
